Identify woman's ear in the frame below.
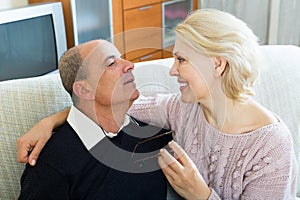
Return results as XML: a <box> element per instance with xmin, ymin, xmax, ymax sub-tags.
<box><xmin>72</xmin><ymin>81</ymin><xmax>95</xmax><ymax>100</ymax></box>
<box><xmin>213</xmin><ymin>56</ymin><xmax>227</xmax><ymax>77</ymax></box>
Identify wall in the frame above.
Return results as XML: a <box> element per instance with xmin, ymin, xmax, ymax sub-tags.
<box><xmin>198</xmin><ymin>0</ymin><xmax>300</xmax><ymax>46</ymax></box>
<box><xmin>0</xmin><ymin>0</ymin><xmax>28</xmax><ymax>10</ymax></box>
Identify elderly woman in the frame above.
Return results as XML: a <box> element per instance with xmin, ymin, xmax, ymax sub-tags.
<box><xmin>17</xmin><ymin>9</ymin><xmax>297</xmax><ymax>199</ymax></box>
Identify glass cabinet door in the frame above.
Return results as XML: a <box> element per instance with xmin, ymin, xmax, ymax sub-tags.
<box><xmin>71</xmin><ymin>0</ymin><xmax>113</xmax><ymax>45</ymax></box>
<box><xmin>162</xmin><ymin>0</ymin><xmax>193</xmax><ymax>48</ymax></box>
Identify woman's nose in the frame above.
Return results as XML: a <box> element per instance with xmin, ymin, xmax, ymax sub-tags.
<box><xmin>169</xmin><ymin>61</ymin><xmax>179</xmax><ymax>76</ymax></box>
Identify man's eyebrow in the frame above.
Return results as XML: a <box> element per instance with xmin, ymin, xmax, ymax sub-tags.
<box><xmin>103</xmin><ymin>55</ymin><xmax>115</xmax><ymax>64</ymax></box>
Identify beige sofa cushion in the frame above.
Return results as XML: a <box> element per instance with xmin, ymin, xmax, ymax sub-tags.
<box><xmin>0</xmin><ymin>74</ymin><xmax>72</xmax><ymax>199</ymax></box>
<box><xmin>254</xmin><ymin>45</ymin><xmax>300</xmax><ymax>196</ymax></box>
<box><xmin>254</xmin><ymin>45</ymin><xmax>300</xmax><ymax>187</ymax></box>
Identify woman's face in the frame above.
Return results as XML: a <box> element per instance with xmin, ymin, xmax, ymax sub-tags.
<box><xmin>170</xmin><ymin>38</ymin><xmax>216</xmax><ymax>103</ymax></box>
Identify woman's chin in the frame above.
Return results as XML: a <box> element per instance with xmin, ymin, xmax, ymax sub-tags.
<box><xmin>180</xmin><ymin>91</ymin><xmax>198</xmax><ymax>103</ymax></box>
<box><xmin>180</xmin><ymin>94</ymin><xmax>192</xmax><ymax>103</ymax></box>
<box><xmin>130</xmin><ymin>89</ymin><xmax>140</xmax><ymax>101</ymax></box>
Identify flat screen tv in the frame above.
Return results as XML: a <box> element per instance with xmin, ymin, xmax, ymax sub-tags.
<box><xmin>0</xmin><ymin>2</ymin><xmax>67</xmax><ymax>81</ymax></box>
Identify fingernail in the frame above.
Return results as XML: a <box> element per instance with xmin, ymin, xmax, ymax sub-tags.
<box><xmin>31</xmin><ymin>159</ymin><xmax>36</xmax><ymax>166</ymax></box>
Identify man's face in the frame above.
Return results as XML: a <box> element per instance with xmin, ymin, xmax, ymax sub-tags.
<box><xmin>85</xmin><ymin>41</ymin><xmax>140</xmax><ymax>107</ymax></box>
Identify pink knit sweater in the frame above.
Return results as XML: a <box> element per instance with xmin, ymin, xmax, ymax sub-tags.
<box><xmin>128</xmin><ymin>94</ymin><xmax>298</xmax><ymax>200</ymax></box>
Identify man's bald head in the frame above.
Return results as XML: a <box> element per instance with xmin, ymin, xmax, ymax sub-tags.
<box><xmin>58</xmin><ymin>39</ymin><xmax>105</xmax><ymax>96</ymax></box>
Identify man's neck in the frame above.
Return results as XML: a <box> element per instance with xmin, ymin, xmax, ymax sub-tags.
<box><xmin>94</xmin><ymin>104</ymin><xmax>129</xmax><ymax>133</ymax></box>
<box><xmin>76</xmin><ymin>99</ymin><xmax>133</xmax><ymax>133</ymax></box>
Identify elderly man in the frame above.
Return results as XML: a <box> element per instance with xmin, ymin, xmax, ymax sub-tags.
<box><xmin>18</xmin><ymin>40</ymin><xmax>172</xmax><ymax>199</ymax></box>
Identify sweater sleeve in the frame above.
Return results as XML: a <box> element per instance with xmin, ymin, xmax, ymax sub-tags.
<box><xmin>19</xmin><ymin>161</ymin><xmax>69</xmax><ymax>200</ymax></box>
<box><xmin>128</xmin><ymin>94</ymin><xmax>180</xmax><ymax>129</ymax></box>
<box><xmin>241</xmin><ymin>125</ymin><xmax>298</xmax><ymax>199</ymax></box>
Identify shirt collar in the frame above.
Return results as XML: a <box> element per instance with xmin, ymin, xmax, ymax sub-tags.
<box><xmin>67</xmin><ymin>105</ymin><xmax>130</xmax><ymax>150</ymax></box>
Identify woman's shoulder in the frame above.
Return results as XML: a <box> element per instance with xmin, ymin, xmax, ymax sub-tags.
<box><xmin>232</xmin><ymin>99</ymin><xmax>281</xmax><ymax>134</ymax></box>
<box><xmin>251</xmin><ymin>100</ymin><xmax>280</xmax><ymax>128</ymax></box>
<box><xmin>248</xmin><ymin>120</ymin><xmax>295</xmax><ymax>155</ymax></box>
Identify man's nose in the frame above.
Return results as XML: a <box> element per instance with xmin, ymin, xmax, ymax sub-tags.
<box><xmin>121</xmin><ymin>59</ymin><xmax>134</xmax><ymax>72</ymax></box>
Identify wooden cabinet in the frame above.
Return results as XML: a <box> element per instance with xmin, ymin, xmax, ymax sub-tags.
<box><xmin>29</xmin><ymin>0</ymin><xmax>197</xmax><ymax>61</ymax></box>
<box><xmin>163</xmin><ymin>45</ymin><xmax>174</xmax><ymax>58</ymax></box>
<box><xmin>111</xmin><ymin>0</ymin><xmax>167</xmax><ymax>61</ymax></box>
<box><xmin>123</xmin><ymin>3</ymin><xmax>162</xmax><ymax>61</ymax></box>
<box><xmin>123</xmin><ymin>0</ymin><xmax>161</xmax><ymax>10</ymax></box>
<box><xmin>131</xmin><ymin>50</ymin><xmax>162</xmax><ymax>63</ymax></box>
<box><xmin>117</xmin><ymin>0</ymin><xmax>197</xmax><ymax>61</ymax></box>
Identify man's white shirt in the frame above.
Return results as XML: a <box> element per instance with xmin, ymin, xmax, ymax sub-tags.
<box><xmin>67</xmin><ymin>105</ymin><xmax>130</xmax><ymax>150</ymax></box>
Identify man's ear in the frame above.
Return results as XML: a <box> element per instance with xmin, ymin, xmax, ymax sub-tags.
<box><xmin>213</xmin><ymin>56</ymin><xmax>227</xmax><ymax>77</ymax></box>
<box><xmin>72</xmin><ymin>81</ymin><xmax>95</xmax><ymax>100</ymax></box>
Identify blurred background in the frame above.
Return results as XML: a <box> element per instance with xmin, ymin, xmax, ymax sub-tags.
<box><xmin>1</xmin><ymin>0</ymin><xmax>299</xmax><ymax>62</ymax></box>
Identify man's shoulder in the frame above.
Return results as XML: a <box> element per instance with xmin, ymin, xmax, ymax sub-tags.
<box><xmin>49</xmin><ymin>122</ymin><xmax>82</xmax><ymax>148</ymax></box>
<box><xmin>38</xmin><ymin>122</ymin><xmax>90</xmax><ymax>166</ymax></box>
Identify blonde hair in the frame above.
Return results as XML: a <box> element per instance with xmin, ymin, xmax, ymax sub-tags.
<box><xmin>175</xmin><ymin>9</ymin><xmax>261</xmax><ymax>102</ymax></box>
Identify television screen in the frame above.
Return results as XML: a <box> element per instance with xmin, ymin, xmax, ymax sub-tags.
<box><xmin>0</xmin><ymin>2</ymin><xmax>67</xmax><ymax>81</ymax></box>
<box><xmin>0</xmin><ymin>14</ymin><xmax>57</xmax><ymax>81</ymax></box>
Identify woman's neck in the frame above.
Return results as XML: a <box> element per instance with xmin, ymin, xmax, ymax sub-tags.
<box><xmin>200</xmin><ymin>93</ymin><xmax>252</xmax><ymax>134</ymax></box>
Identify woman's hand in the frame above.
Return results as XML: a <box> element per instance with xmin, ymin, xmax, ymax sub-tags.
<box><xmin>16</xmin><ymin>108</ymin><xmax>70</xmax><ymax>166</ymax></box>
<box><xmin>158</xmin><ymin>141</ymin><xmax>211</xmax><ymax>200</ymax></box>
<box><xmin>17</xmin><ymin>118</ymin><xmax>53</xmax><ymax>166</ymax></box>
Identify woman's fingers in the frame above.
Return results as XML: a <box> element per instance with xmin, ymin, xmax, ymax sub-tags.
<box><xmin>168</xmin><ymin>141</ymin><xmax>190</xmax><ymax>166</ymax></box>
<box><xmin>16</xmin><ymin>137</ymin><xmax>31</xmax><ymax>163</ymax></box>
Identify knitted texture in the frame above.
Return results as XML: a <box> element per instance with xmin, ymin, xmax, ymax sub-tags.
<box><xmin>0</xmin><ymin>74</ymin><xmax>72</xmax><ymax>199</ymax></box>
<box><xmin>129</xmin><ymin>94</ymin><xmax>298</xmax><ymax>200</ymax></box>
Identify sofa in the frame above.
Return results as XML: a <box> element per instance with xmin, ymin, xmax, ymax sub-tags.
<box><xmin>0</xmin><ymin>45</ymin><xmax>299</xmax><ymax>199</ymax></box>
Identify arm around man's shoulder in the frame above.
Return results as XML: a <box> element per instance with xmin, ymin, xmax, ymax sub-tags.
<box><xmin>18</xmin><ymin>122</ymin><xmax>85</xmax><ymax>200</ymax></box>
